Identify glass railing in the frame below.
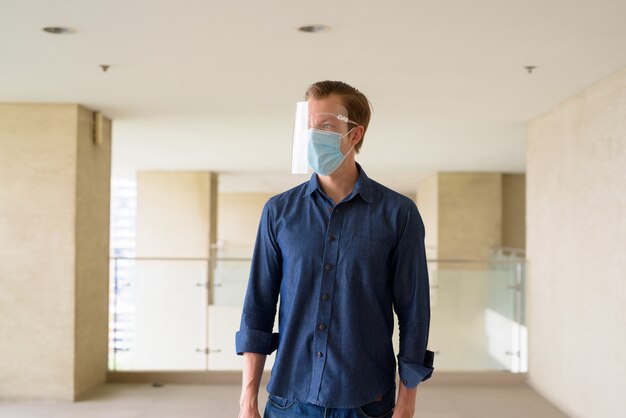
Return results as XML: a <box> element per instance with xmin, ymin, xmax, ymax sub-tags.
<box><xmin>109</xmin><ymin>255</ymin><xmax>526</xmax><ymax>373</ymax></box>
<box><xmin>109</xmin><ymin>257</ymin><xmax>210</xmax><ymax>371</ymax></box>
<box><xmin>426</xmin><ymin>258</ymin><xmax>526</xmax><ymax>373</ymax></box>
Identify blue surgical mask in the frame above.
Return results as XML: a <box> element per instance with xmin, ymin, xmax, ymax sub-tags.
<box><xmin>306</xmin><ymin>128</ymin><xmax>355</xmax><ymax>176</ymax></box>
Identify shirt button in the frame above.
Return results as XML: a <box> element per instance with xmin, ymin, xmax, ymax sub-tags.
<box><xmin>402</xmin><ymin>379</ymin><xmax>408</xmax><ymax>385</ymax></box>
<box><xmin>316</xmin><ymin>352</ymin><xmax>323</xmax><ymax>358</ymax></box>
<box><xmin>325</xmin><ymin>264</ymin><xmax>332</xmax><ymax>271</ymax></box>
<box><xmin>318</xmin><ymin>323</ymin><xmax>326</xmax><ymax>330</ymax></box>
<box><xmin>329</xmin><ymin>235</ymin><xmax>336</xmax><ymax>242</ymax></box>
<box><xmin>321</xmin><ymin>294</ymin><xmax>329</xmax><ymax>301</ymax></box>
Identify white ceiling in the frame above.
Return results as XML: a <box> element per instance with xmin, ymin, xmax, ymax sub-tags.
<box><xmin>2</xmin><ymin>0</ymin><xmax>626</xmax><ymax>194</ymax></box>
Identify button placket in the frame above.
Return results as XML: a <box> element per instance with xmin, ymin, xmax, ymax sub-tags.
<box><xmin>308</xmin><ymin>205</ymin><xmax>343</xmax><ymax>403</ymax></box>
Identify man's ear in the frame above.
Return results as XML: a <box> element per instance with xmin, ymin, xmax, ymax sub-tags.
<box><xmin>351</xmin><ymin>126</ymin><xmax>364</xmax><ymax>147</ymax></box>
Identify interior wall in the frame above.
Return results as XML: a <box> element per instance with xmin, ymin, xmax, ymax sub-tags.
<box><xmin>217</xmin><ymin>192</ymin><xmax>274</xmax><ymax>258</ymax></box>
<box><xmin>502</xmin><ymin>174</ymin><xmax>526</xmax><ymax>250</ymax></box>
<box><xmin>527</xmin><ymin>66</ymin><xmax>626</xmax><ymax>418</ymax></box>
<box><xmin>416</xmin><ymin>174</ymin><xmax>439</xmax><ymax>260</ymax></box>
<box><xmin>417</xmin><ymin>173</ymin><xmax>526</xmax><ymax>260</ymax></box>
<box><xmin>438</xmin><ymin>173</ymin><xmax>503</xmax><ymax>261</ymax></box>
<box><xmin>74</xmin><ymin>107</ymin><xmax>112</xmax><ymax>399</ymax></box>
<box><xmin>0</xmin><ymin>104</ymin><xmax>111</xmax><ymax>401</ymax></box>
<box><xmin>135</xmin><ymin>171</ymin><xmax>211</xmax><ymax>258</ymax></box>
<box><xmin>0</xmin><ymin>104</ymin><xmax>77</xmax><ymax>400</ymax></box>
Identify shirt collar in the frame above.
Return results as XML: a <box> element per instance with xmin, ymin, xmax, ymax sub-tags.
<box><xmin>303</xmin><ymin>162</ymin><xmax>373</xmax><ymax>204</ymax></box>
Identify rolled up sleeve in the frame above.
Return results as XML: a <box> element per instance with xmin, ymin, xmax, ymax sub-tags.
<box><xmin>392</xmin><ymin>203</ymin><xmax>434</xmax><ymax>388</ymax></box>
<box><xmin>235</xmin><ymin>201</ymin><xmax>282</xmax><ymax>356</ymax></box>
<box><xmin>235</xmin><ymin>329</ymin><xmax>279</xmax><ymax>355</ymax></box>
<box><xmin>398</xmin><ymin>351</ymin><xmax>435</xmax><ymax>387</ymax></box>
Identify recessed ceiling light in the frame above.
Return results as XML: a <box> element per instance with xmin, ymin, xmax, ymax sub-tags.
<box><xmin>42</xmin><ymin>26</ymin><xmax>75</xmax><ymax>35</ymax></box>
<box><xmin>298</xmin><ymin>25</ymin><xmax>330</xmax><ymax>33</ymax></box>
<box><xmin>524</xmin><ymin>65</ymin><xmax>537</xmax><ymax>74</ymax></box>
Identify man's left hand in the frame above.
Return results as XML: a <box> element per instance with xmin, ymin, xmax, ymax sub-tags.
<box><xmin>391</xmin><ymin>405</ymin><xmax>414</xmax><ymax>418</ymax></box>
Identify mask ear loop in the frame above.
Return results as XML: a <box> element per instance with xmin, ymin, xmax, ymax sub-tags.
<box><xmin>339</xmin><ymin>126</ymin><xmax>357</xmax><ymax>158</ymax></box>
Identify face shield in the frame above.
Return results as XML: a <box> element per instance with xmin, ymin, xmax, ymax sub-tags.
<box><xmin>291</xmin><ymin>101</ymin><xmax>358</xmax><ymax>174</ymax></box>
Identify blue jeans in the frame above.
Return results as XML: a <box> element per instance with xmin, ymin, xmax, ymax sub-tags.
<box><xmin>263</xmin><ymin>391</ymin><xmax>395</xmax><ymax>418</ymax></box>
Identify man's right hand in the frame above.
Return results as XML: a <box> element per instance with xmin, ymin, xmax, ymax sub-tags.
<box><xmin>239</xmin><ymin>353</ymin><xmax>267</xmax><ymax>418</ymax></box>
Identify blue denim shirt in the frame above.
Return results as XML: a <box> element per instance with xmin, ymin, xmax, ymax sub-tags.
<box><xmin>236</xmin><ymin>164</ymin><xmax>434</xmax><ymax>408</ymax></box>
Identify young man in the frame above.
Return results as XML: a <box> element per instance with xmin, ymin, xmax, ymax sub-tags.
<box><xmin>236</xmin><ymin>81</ymin><xmax>434</xmax><ymax>418</ymax></box>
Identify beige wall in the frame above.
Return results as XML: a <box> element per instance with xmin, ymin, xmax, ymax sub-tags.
<box><xmin>0</xmin><ymin>104</ymin><xmax>111</xmax><ymax>401</ymax></box>
<box><xmin>438</xmin><ymin>173</ymin><xmax>503</xmax><ymax>261</ymax></box>
<box><xmin>217</xmin><ymin>193</ymin><xmax>274</xmax><ymax>258</ymax></box>
<box><xmin>527</xmin><ymin>67</ymin><xmax>626</xmax><ymax>417</ymax></box>
<box><xmin>136</xmin><ymin>171</ymin><xmax>216</xmax><ymax>258</ymax></box>
<box><xmin>502</xmin><ymin>174</ymin><xmax>526</xmax><ymax>250</ymax></box>
<box><xmin>135</xmin><ymin>182</ymin><xmax>273</xmax><ymax>259</ymax></box>
<box><xmin>74</xmin><ymin>107</ymin><xmax>112</xmax><ymax>398</ymax></box>
<box><xmin>416</xmin><ymin>174</ymin><xmax>439</xmax><ymax>260</ymax></box>
<box><xmin>417</xmin><ymin>172</ymin><xmax>525</xmax><ymax>261</ymax></box>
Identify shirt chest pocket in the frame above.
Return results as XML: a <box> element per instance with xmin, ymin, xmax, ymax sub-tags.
<box><xmin>348</xmin><ymin>232</ymin><xmax>395</xmax><ymax>275</ymax></box>
<box><xmin>354</xmin><ymin>228</ymin><xmax>396</xmax><ymax>246</ymax></box>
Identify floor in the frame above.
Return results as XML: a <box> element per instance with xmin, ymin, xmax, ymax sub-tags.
<box><xmin>0</xmin><ymin>383</ymin><xmax>569</xmax><ymax>418</ymax></box>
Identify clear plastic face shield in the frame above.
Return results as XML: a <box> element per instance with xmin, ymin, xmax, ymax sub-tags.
<box><xmin>291</xmin><ymin>101</ymin><xmax>358</xmax><ymax>174</ymax></box>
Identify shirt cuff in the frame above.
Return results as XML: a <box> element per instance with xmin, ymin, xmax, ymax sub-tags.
<box><xmin>235</xmin><ymin>329</ymin><xmax>279</xmax><ymax>355</ymax></box>
<box><xmin>397</xmin><ymin>350</ymin><xmax>435</xmax><ymax>388</ymax></box>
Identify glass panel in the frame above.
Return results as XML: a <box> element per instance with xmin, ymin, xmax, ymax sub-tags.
<box><xmin>208</xmin><ymin>258</ymin><xmax>276</xmax><ymax>371</ymax></box>
<box><xmin>109</xmin><ymin>256</ymin><xmax>526</xmax><ymax>373</ymax></box>
<box><xmin>426</xmin><ymin>259</ymin><xmax>527</xmax><ymax>372</ymax></box>
<box><xmin>109</xmin><ymin>258</ymin><xmax>208</xmax><ymax>371</ymax></box>
<box><xmin>213</xmin><ymin>258</ymin><xmax>250</xmax><ymax>307</ymax></box>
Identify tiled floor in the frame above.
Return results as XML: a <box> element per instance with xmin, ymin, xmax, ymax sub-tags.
<box><xmin>0</xmin><ymin>383</ymin><xmax>568</xmax><ymax>418</ymax></box>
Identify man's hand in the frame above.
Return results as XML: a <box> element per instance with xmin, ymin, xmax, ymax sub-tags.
<box><xmin>239</xmin><ymin>353</ymin><xmax>266</xmax><ymax>418</ymax></box>
<box><xmin>238</xmin><ymin>399</ymin><xmax>261</xmax><ymax>418</ymax></box>
<box><xmin>391</xmin><ymin>404</ymin><xmax>414</xmax><ymax>418</ymax></box>
<box><xmin>392</xmin><ymin>378</ymin><xmax>417</xmax><ymax>418</ymax></box>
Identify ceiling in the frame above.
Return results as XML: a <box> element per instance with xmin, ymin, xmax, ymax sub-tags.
<box><xmin>2</xmin><ymin>0</ymin><xmax>626</xmax><ymax>194</ymax></box>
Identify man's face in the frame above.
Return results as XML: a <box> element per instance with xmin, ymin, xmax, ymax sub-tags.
<box><xmin>307</xmin><ymin>94</ymin><xmax>357</xmax><ymax>155</ymax></box>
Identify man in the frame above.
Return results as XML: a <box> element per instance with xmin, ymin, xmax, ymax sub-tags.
<box><xmin>236</xmin><ymin>81</ymin><xmax>434</xmax><ymax>418</ymax></box>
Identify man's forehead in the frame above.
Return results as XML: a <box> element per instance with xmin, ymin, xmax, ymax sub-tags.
<box><xmin>307</xmin><ymin>95</ymin><xmax>347</xmax><ymax>115</ymax></box>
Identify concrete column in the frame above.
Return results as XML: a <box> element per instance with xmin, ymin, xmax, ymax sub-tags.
<box><xmin>502</xmin><ymin>174</ymin><xmax>526</xmax><ymax>250</ymax></box>
<box><xmin>0</xmin><ymin>104</ymin><xmax>112</xmax><ymax>401</ymax></box>
<box><xmin>207</xmin><ymin>173</ymin><xmax>218</xmax><ymax>304</ymax></box>
<box><xmin>438</xmin><ymin>173</ymin><xmax>503</xmax><ymax>261</ymax></box>
<box><xmin>417</xmin><ymin>172</ymin><xmax>524</xmax><ymax>261</ymax></box>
